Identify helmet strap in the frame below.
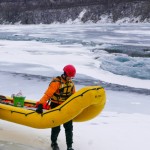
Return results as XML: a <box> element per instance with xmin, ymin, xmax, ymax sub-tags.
<box><xmin>62</xmin><ymin>72</ymin><xmax>67</xmax><ymax>80</ymax></box>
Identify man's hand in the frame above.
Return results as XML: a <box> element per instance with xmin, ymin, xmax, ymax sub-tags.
<box><xmin>36</xmin><ymin>104</ymin><xmax>43</xmax><ymax>114</ymax></box>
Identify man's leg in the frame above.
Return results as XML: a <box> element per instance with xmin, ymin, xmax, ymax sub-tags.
<box><xmin>63</xmin><ymin>120</ymin><xmax>73</xmax><ymax>149</ymax></box>
<box><xmin>51</xmin><ymin>126</ymin><xmax>61</xmax><ymax>145</ymax></box>
<box><xmin>51</xmin><ymin>126</ymin><xmax>61</xmax><ymax>150</ymax></box>
<box><xmin>50</xmin><ymin>102</ymin><xmax>60</xmax><ymax>149</ymax></box>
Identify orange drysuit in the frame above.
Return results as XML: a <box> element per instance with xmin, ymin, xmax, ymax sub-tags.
<box><xmin>38</xmin><ymin>76</ymin><xmax>75</xmax><ymax>105</ymax></box>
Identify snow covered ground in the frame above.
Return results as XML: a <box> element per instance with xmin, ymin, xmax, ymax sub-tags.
<box><xmin>0</xmin><ymin>24</ymin><xmax>150</xmax><ymax>150</ymax></box>
<box><xmin>1</xmin><ymin>89</ymin><xmax>150</xmax><ymax>150</ymax></box>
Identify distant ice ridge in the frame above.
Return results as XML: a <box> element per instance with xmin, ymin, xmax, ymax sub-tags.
<box><xmin>2</xmin><ymin>8</ymin><xmax>150</xmax><ymax>25</ymax></box>
<box><xmin>52</xmin><ymin>10</ymin><xmax>150</xmax><ymax>25</ymax></box>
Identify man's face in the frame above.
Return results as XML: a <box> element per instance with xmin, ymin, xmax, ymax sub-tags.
<box><xmin>66</xmin><ymin>76</ymin><xmax>72</xmax><ymax>81</ymax></box>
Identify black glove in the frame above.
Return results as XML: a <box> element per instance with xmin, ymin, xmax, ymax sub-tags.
<box><xmin>0</xmin><ymin>95</ymin><xmax>6</xmax><ymax>100</ymax></box>
<box><xmin>36</xmin><ymin>104</ymin><xmax>43</xmax><ymax>114</ymax></box>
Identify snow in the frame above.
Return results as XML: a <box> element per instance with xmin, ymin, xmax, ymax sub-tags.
<box><xmin>1</xmin><ymin>90</ymin><xmax>150</xmax><ymax>150</ymax></box>
<box><xmin>0</xmin><ymin>24</ymin><xmax>150</xmax><ymax>150</ymax></box>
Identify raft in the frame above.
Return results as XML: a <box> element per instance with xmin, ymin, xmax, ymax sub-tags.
<box><xmin>0</xmin><ymin>86</ymin><xmax>106</xmax><ymax>129</ymax></box>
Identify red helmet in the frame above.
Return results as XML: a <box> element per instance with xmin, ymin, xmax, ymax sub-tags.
<box><xmin>63</xmin><ymin>64</ymin><xmax>76</xmax><ymax>77</ymax></box>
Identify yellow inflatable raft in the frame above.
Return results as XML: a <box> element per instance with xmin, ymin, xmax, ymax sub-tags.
<box><xmin>0</xmin><ymin>86</ymin><xmax>106</xmax><ymax>129</ymax></box>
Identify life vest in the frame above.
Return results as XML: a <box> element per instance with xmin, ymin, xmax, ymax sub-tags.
<box><xmin>51</xmin><ymin>76</ymin><xmax>74</xmax><ymax>104</ymax></box>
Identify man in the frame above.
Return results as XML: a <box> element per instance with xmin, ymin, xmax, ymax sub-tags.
<box><xmin>36</xmin><ymin>64</ymin><xmax>76</xmax><ymax>150</ymax></box>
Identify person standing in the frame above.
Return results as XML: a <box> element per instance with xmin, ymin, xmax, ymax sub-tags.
<box><xmin>36</xmin><ymin>64</ymin><xmax>76</xmax><ymax>150</ymax></box>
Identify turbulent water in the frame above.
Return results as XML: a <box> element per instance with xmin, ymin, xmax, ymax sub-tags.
<box><xmin>0</xmin><ymin>23</ymin><xmax>150</xmax><ymax>94</ymax></box>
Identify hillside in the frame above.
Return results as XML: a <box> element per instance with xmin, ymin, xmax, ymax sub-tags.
<box><xmin>0</xmin><ymin>0</ymin><xmax>150</xmax><ymax>24</ymax></box>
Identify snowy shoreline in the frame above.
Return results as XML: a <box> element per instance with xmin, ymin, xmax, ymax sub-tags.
<box><xmin>1</xmin><ymin>89</ymin><xmax>150</xmax><ymax>150</ymax></box>
<box><xmin>1</xmin><ymin>70</ymin><xmax>149</xmax><ymax>96</ymax></box>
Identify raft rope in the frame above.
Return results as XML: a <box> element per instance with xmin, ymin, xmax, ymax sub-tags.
<box><xmin>0</xmin><ymin>87</ymin><xmax>104</xmax><ymax>117</ymax></box>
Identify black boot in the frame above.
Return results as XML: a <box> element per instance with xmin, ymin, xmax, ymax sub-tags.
<box><xmin>51</xmin><ymin>143</ymin><xmax>60</xmax><ymax>150</ymax></box>
<box><xmin>67</xmin><ymin>147</ymin><xmax>74</xmax><ymax>150</ymax></box>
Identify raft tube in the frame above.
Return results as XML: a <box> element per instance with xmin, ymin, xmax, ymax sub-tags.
<box><xmin>0</xmin><ymin>86</ymin><xmax>106</xmax><ymax>129</ymax></box>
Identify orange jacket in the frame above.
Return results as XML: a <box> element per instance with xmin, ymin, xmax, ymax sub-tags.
<box><xmin>38</xmin><ymin>76</ymin><xmax>75</xmax><ymax>105</ymax></box>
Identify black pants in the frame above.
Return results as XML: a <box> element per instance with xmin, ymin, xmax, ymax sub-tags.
<box><xmin>50</xmin><ymin>102</ymin><xmax>73</xmax><ymax>147</ymax></box>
